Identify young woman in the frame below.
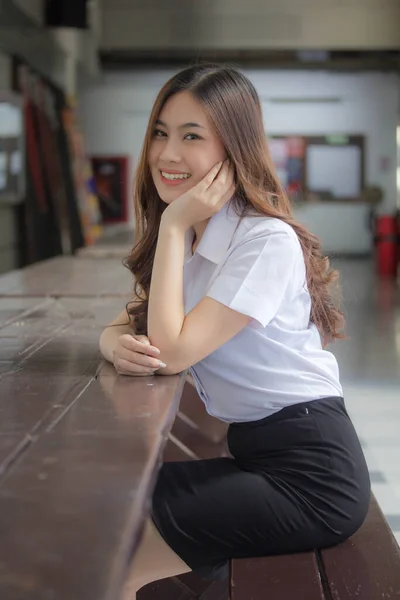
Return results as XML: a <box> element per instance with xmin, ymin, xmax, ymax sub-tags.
<box><xmin>99</xmin><ymin>64</ymin><xmax>370</xmax><ymax>597</ymax></box>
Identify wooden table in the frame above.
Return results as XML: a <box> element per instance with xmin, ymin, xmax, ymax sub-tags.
<box><xmin>0</xmin><ymin>256</ymin><xmax>186</xmax><ymax>600</ymax></box>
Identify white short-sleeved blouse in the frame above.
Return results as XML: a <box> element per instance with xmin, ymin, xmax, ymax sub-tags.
<box><xmin>183</xmin><ymin>200</ymin><xmax>343</xmax><ymax>423</ymax></box>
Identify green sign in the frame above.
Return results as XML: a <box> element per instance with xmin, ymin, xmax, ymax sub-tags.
<box><xmin>326</xmin><ymin>135</ymin><xmax>349</xmax><ymax>145</ymax></box>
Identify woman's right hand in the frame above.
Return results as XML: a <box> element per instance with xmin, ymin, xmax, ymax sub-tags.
<box><xmin>113</xmin><ymin>334</ymin><xmax>165</xmax><ymax>376</ymax></box>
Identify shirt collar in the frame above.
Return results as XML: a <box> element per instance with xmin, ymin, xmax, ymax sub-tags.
<box><xmin>184</xmin><ymin>200</ymin><xmax>241</xmax><ymax>265</ymax></box>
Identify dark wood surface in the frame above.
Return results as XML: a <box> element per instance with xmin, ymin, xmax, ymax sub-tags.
<box><xmin>230</xmin><ymin>552</ymin><xmax>325</xmax><ymax>600</ymax></box>
<box><xmin>138</xmin><ymin>573</ymin><xmax>229</xmax><ymax>600</ymax></box>
<box><xmin>0</xmin><ymin>258</ymin><xmax>186</xmax><ymax>600</ymax></box>
<box><xmin>320</xmin><ymin>495</ymin><xmax>400</xmax><ymax>599</ymax></box>
<box><xmin>0</xmin><ymin>256</ymin><xmax>132</xmax><ymax>297</ymax></box>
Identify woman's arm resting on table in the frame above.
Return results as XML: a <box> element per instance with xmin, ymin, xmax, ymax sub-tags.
<box><xmin>155</xmin><ymin>296</ymin><xmax>251</xmax><ymax>375</ymax></box>
<box><xmin>148</xmin><ymin>223</ymin><xmax>251</xmax><ymax>375</ymax></box>
<box><xmin>149</xmin><ymin>218</ymin><xmax>297</xmax><ymax>376</ymax></box>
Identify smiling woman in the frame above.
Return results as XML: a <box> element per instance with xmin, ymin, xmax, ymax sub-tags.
<box><xmin>149</xmin><ymin>94</ymin><xmax>226</xmax><ymax>199</ymax></box>
<box><xmin>99</xmin><ymin>64</ymin><xmax>371</xmax><ymax>598</ymax></box>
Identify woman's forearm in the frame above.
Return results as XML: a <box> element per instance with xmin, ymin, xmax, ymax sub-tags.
<box><xmin>147</xmin><ymin>219</ymin><xmax>186</xmax><ymax>367</ymax></box>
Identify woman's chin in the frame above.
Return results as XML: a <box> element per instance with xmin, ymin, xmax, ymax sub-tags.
<box><xmin>154</xmin><ymin>177</ymin><xmax>196</xmax><ymax>204</ymax></box>
<box><xmin>157</xmin><ymin>189</ymin><xmax>185</xmax><ymax>205</ymax></box>
<box><xmin>158</xmin><ymin>193</ymin><xmax>175</xmax><ymax>205</ymax></box>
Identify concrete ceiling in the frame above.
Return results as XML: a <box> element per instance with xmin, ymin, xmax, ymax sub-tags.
<box><xmin>98</xmin><ymin>0</ymin><xmax>400</xmax><ymax>71</ymax></box>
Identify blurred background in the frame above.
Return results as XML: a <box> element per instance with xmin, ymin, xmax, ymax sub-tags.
<box><xmin>0</xmin><ymin>0</ymin><xmax>399</xmax><ymax>539</ymax></box>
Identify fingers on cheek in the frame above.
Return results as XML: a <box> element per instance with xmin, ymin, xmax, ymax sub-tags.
<box><xmin>217</xmin><ymin>175</ymin><xmax>227</xmax><ymax>190</ymax></box>
<box><xmin>205</xmin><ymin>168</ymin><xmax>218</xmax><ymax>187</ymax></box>
<box><xmin>219</xmin><ymin>164</ymin><xmax>228</xmax><ymax>181</ymax></box>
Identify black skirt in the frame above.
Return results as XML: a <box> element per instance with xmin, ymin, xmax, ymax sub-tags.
<box><xmin>151</xmin><ymin>396</ymin><xmax>371</xmax><ymax>581</ymax></box>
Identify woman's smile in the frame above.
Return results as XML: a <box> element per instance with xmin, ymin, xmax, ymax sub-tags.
<box><xmin>159</xmin><ymin>169</ymin><xmax>192</xmax><ymax>187</ymax></box>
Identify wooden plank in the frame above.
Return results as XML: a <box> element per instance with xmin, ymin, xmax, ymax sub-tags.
<box><xmin>178</xmin><ymin>572</ymin><xmax>229</xmax><ymax>600</ymax></box>
<box><xmin>163</xmin><ymin>432</ymin><xmax>198</xmax><ymax>462</ymax></box>
<box><xmin>0</xmin><ymin>297</ymin><xmax>125</xmax><ymax>471</ymax></box>
<box><xmin>0</xmin><ymin>298</ymin><xmax>53</xmax><ymax>328</ymax></box>
<box><xmin>0</xmin><ymin>362</ymin><xmax>185</xmax><ymax>600</ymax></box>
<box><xmin>137</xmin><ymin>575</ymin><xmax>229</xmax><ymax>600</ymax></box>
<box><xmin>168</xmin><ymin>414</ymin><xmax>229</xmax><ymax>460</ymax></box>
<box><xmin>0</xmin><ymin>372</ymin><xmax>93</xmax><ymax>471</ymax></box>
<box><xmin>179</xmin><ymin>379</ymin><xmax>229</xmax><ymax>445</ymax></box>
<box><xmin>137</xmin><ymin>578</ymin><xmax>195</xmax><ymax>600</ymax></box>
<box><xmin>0</xmin><ymin>296</ymin><xmax>122</xmax><ymax>368</ymax></box>
<box><xmin>230</xmin><ymin>553</ymin><xmax>325</xmax><ymax>600</ymax></box>
<box><xmin>0</xmin><ymin>256</ymin><xmax>131</xmax><ymax>297</ymax></box>
<box><xmin>320</xmin><ymin>495</ymin><xmax>400</xmax><ymax>599</ymax></box>
<box><xmin>0</xmin><ymin>300</ymin><xmax>93</xmax><ymax>368</ymax></box>
<box><xmin>163</xmin><ymin>379</ymin><xmax>230</xmax><ymax>461</ymax></box>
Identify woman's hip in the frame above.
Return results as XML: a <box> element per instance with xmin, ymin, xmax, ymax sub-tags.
<box><xmin>228</xmin><ymin>396</ymin><xmax>365</xmax><ymax>466</ymax></box>
<box><xmin>227</xmin><ymin>396</ymin><xmax>371</xmax><ymax>530</ymax></box>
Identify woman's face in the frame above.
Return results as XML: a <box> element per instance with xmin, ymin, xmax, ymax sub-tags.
<box><xmin>148</xmin><ymin>91</ymin><xmax>226</xmax><ymax>204</ymax></box>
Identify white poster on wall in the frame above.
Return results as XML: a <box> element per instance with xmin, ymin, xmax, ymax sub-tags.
<box><xmin>307</xmin><ymin>145</ymin><xmax>361</xmax><ymax>198</ymax></box>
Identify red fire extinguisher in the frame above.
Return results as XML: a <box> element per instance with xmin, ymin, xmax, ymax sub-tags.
<box><xmin>374</xmin><ymin>215</ymin><xmax>398</xmax><ymax>277</ymax></box>
<box><xmin>396</xmin><ymin>210</ymin><xmax>400</xmax><ymax>269</ymax></box>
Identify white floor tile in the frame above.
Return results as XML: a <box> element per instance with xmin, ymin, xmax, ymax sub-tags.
<box><xmin>329</xmin><ymin>260</ymin><xmax>400</xmax><ymax>535</ymax></box>
<box><xmin>353</xmin><ymin>419</ymin><xmax>400</xmax><ymax>445</ymax></box>
<box><xmin>370</xmin><ymin>483</ymin><xmax>400</xmax><ymax>514</ymax></box>
<box><xmin>389</xmin><ymin>484</ymin><xmax>400</xmax><ymax>503</ymax></box>
<box><xmin>385</xmin><ymin>473</ymin><xmax>400</xmax><ymax>486</ymax></box>
<box><xmin>370</xmin><ymin>449</ymin><xmax>400</xmax><ymax>479</ymax></box>
<box><xmin>360</xmin><ymin>447</ymin><xmax>380</xmax><ymax>471</ymax></box>
<box><xmin>393</xmin><ymin>531</ymin><xmax>400</xmax><ymax>547</ymax></box>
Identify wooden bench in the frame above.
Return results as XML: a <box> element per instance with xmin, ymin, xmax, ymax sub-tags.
<box><xmin>231</xmin><ymin>494</ymin><xmax>400</xmax><ymax>599</ymax></box>
<box><xmin>138</xmin><ymin>379</ymin><xmax>400</xmax><ymax>600</ymax></box>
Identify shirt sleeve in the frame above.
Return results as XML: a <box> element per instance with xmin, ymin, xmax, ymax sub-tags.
<box><xmin>206</xmin><ymin>229</ymin><xmax>299</xmax><ymax>328</ymax></box>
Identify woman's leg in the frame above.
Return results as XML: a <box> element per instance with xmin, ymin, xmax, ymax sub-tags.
<box><xmin>122</xmin><ymin>518</ymin><xmax>192</xmax><ymax>599</ymax></box>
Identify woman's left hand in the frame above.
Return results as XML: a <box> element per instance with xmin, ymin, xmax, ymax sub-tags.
<box><xmin>161</xmin><ymin>159</ymin><xmax>235</xmax><ymax>230</ymax></box>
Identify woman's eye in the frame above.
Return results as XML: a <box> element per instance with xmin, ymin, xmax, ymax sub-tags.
<box><xmin>152</xmin><ymin>129</ymin><xmax>200</xmax><ymax>140</ymax></box>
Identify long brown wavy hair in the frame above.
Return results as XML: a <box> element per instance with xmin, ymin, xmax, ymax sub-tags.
<box><xmin>124</xmin><ymin>63</ymin><xmax>345</xmax><ymax>346</ymax></box>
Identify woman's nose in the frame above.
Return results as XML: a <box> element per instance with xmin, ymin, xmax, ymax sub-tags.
<box><xmin>158</xmin><ymin>138</ymin><xmax>182</xmax><ymax>163</ymax></box>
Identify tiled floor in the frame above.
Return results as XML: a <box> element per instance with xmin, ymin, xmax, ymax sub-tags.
<box><xmin>330</xmin><ymin>259</ymin><xmax>400</xmax><ymax>546</ymax></box>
